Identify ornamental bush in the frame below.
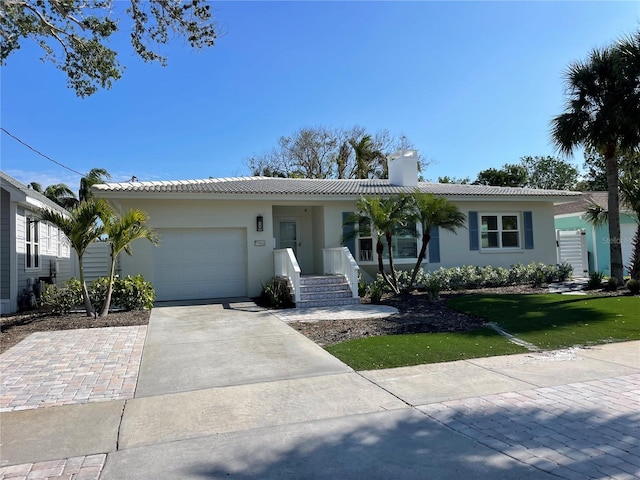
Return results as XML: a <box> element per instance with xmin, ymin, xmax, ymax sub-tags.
<box><xmin>112</xmin><ymin>275</ymin><xmax>156</xmax><ymax>310</ymax></box>
<box><xmin>41</xmin><ymin>278</ymin><xmax>83</xmax><ymax>314</ymax></box>
<box><xmin>363</xmin><ymin>261</ymin><xmax>574</xmax><ymax>300</ymax></box>
<box><xmin>41</xmin><ymin>275</ymin><xmax>155</xmax><ymax>314</ymax></box>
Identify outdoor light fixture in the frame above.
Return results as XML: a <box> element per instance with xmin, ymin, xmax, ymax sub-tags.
<box><xmin>256</xmin><ymin>215</ymin><xmax>264</xmax><ymax>232</ymax></box>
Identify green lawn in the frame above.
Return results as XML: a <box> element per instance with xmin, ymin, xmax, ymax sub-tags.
<box><xmin>325</xmin><ymin>327</ymin><xmax>527</xmax><ymax>370</ymax></box>
<box><xmin>326</xmin><ymin>294</ymin><xmax>640</xmax><ymax>370</ymax></box>
<box><xmin>448</xmin><ymin>294</ymin><xmax>640</xmax><ymax>350</ymax></box>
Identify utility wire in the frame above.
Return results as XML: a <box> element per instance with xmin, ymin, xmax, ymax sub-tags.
<box><xmin>1</xmin><ymin>127</ymin><xmax>86</xmax><ymax>177</ymax></box>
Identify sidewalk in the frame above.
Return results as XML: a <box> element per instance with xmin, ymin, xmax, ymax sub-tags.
<box><xmin>1</xmin><ymin>301</ymin><xmax>638</xmax><ymax>479</ymax></box>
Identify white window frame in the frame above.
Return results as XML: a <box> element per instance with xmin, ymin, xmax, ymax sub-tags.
<box><xmin>480</xmin><ymin>212</ymin><xmax>522</xmax><ymax>251</ymax></box>
<box><xmin>25</xmin><ymin>218</ymin><xmax>40</xmax><ymax>270</ymax></box>
<box><xmin>357</xmin><ymin>220</ymin><xmax>419</xmax><ymax>263</ymax></box>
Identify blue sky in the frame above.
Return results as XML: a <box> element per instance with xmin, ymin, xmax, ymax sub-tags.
<box><xmin>1</xmin><ymin>1</ymin><xmax>639</xmax><ymax>190</ymax></box>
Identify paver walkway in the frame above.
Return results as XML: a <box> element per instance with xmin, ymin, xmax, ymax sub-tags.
<box><xmin>0</xmin><ymin>326</ymin><xmax>146</xmax><ymax>412</ymax></box>
<box><xmin>419</xmin><ymin>374</ymin><xmax>640</xmax><ymax>479</ymax></box>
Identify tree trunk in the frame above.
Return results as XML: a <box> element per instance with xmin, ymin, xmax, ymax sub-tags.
<box><xmin>408</xmin><ymin>232</ymin><xmax>430</xmax><ymax>291</ymax></box>
<box><xmin>376</xmin><ymin>238</ymin><xmax>394</xmax><ymax>292</ymax></box>
<box><xmin>385</xmin><ymin>231</ymin><xmax>399</xmax><ymax>294</ymax></box>
<box><xmin>77</xmin><ymin>256</ymin><xmax>94</xmax><ymax>317</ymax></box>
<box><xmin>605</xmin><ymin>146</ymin><xmax>624</xmax><ymax>284</ymax></box>
<box><xmin>99</xmin><ymin>254</ymin><xmax>116</xmax><ymax>317</ymax></box>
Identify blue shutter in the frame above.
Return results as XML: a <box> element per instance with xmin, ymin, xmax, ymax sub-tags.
<box><xmin>523</xmin><ymin>211</ymin><xmax>534</xmax><ymax>249</ymax></box>
<box><xmin>469</xmin><ymin>211</ymin><xmax>479</xmax><ymax>250</ymax></box>
<box><xmin>342</xmin><ymin>212</ymin><xmax>356</xmax><ymax>257</ymax></box>
<box><xmin>428</xmin><ymin>225</ymin><xmax>440</xmax><ymax>263</ymax></box>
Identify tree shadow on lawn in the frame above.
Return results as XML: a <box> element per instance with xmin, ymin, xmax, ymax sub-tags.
<box><xmin>127</xmin><ymin>396</ymin><xmax>640</xmax><ymax>479</ymax></box>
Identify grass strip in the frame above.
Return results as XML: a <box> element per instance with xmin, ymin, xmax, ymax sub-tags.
<box><xmin>325</xmin><ymin>327</ymin><xmax>527</xmax><ymax>370</ymax></box>
<box><xmin>448</xmin><ymin>294</ymin><xmax>640</xmax><ymax>350</ymax></box>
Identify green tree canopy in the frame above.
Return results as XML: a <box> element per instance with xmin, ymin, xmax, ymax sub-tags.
<box><xmin>520</xmin><ymin>156</ymin><xmax>579</xmax><ymax>190</ymax></box>
<box><xmin>2</xmin><ymin>0</ymin><xmax>218</xmax><ymax>97</ymax></box>
<box><xmin>473</xmin><ymin>163</ymin><xmax>528</xmax><ymax>187</ymax></box>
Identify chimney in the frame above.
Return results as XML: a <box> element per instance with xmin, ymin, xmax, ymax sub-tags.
<box><xmin>388</xmin><ymin>150</ymin><xmax>418</xmax><ymax>187</ymax></box>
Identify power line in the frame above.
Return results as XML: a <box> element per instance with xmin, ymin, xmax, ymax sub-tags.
<box><xmin>1</xmin><ymin>127</ymin><xmax>86</xmax><ymax>177</ymax></box>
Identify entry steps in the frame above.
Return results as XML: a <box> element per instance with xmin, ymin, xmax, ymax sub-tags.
<box><xmin>297</xmin><ymin>275</ymin><xmax>361</xmax><ymax>308</ymax></box>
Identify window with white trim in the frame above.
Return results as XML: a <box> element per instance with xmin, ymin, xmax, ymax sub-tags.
<box><xmin>26</xmin><ymin>218</ymin><xmax>40</xmax><ymax>269</ymax></box>
<box><xmin>388</xmin><ymin>223</ymin><xmax>418</xmax><ymax>259</ymax></box>
<box><xmin>358</xmin><ymin>218</ymin><xmax>374</xmax><ymax>261</ymax></box>
<box><xmin>481</xmin><ymin>214</ymin><xmax>520</xmax><ymax>249</ymax></box>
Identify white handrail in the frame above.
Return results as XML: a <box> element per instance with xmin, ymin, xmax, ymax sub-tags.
<box><xmin>274</xmin><ymin>248</ymin><xmax>301</xmax><ymax>303</ymax></box>
<box><xmin>323</xmin><ymin>247</ymin><xmax>360</xmax><ymax>299</ymax></box>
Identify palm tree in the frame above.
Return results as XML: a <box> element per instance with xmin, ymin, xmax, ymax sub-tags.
<box><xmin>583</xmin><ymin>160</ymin><xmax>640</xmax><ymax>281</ymax></box>
<box><xmin>349</xmin><ymin>135</ymin><xmax>385</xmax><ymax>179</ymax></box>
<box><xmin>353</xmin><ymin>195</ymin><xmax>411</xmax><ymax>293</ymax></box>
<box><xmin>38</xmin><ymin>199</ymin><xmax>111</xmax><ymax>316</ymax></box>
<box><xmin>406</xmin><ymin>193</ymin><xmax>466</xmax><ymax>290</ymax></box>
<box><xmin>79</xmin><ymin>168</ymin><xmax>111</xmax><ymax>202</ymax></box>
<box><xmin>43</xmin><ymin>183</ymin><xmax>79</xmax><ymax>209</ymax></box>
<box><xmin>99</xmin><ymin>209</ymin><xmax>158</xmax><ymax>316</ymax></box>
<box><xmin>551</xmin><ymin>32</ymin><xmax>640</xmax><ymax>284</ymax></box>
<box><xmin>29</xmin><ymin>182</ymin><xmax>43</xmax><ymax>192</ymax></box>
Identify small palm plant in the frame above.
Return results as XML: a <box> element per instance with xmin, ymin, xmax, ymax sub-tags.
<box><xmin>405</xmin><ymin>193</ymin><xmax>466</xmax><ymax>291</ymax></box>
<box><xmin>38</xmin><ymin>199</ymin><xmax>111</xmax><ymax>316</ymax></box>
<box><xmin>100</xmin><ymin>209</ymin><xmax>159</xmax><ymax>316</ymax></box>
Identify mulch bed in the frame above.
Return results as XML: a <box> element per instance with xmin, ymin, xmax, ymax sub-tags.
<box><xmin>287</xmin><ymin>285</ymin><xmax>548</xmax><ymax>346</ymax></box>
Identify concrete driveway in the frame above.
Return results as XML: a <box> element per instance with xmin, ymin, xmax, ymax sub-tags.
<box><xmin>1</xmin><ymin>300</ymin><xmax>638</xmax><ymax>479</ymax></box>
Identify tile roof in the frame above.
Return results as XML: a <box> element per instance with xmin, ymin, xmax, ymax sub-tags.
<box><xmin>0</xmin><ymin>171</ymin><xmax>69</xmax><ymax>214</ymax></box>
<box><xmin>553</xmin><ymin>192</ymin><xmax>627</xmax><ymax>215</ymax></box>
<box><xmin>94</xmin><ymin>176</ymin><xmax>581</xmax><ymax>199</ymax></box>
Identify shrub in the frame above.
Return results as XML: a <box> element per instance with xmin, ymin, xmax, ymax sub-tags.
<box><xmin>367</xmin><ymin>274</ymin><xmax>389</xmax><ymax>303</ymax></box>
<box><xmin>605</xmin><ymin>276</ymin><xmax>619</xmax><ymax>292</ymax></box>
<box><xmin>626</xmin><ymin>279</ymin><xmax>640</xmax><ymax>295</ymax></box>
<box><xmin>587</xmin><ymin>271</ymin><xmax>604</xmax><ymax>290</ymax></box>
<box><xmin>358</xmin><ymin>274</ymin><xmax>368</xmax><ymax>297</ymax></box>
<box><xmin>41</xmin><ymin>278</ymin><xmax>83</xmax><ymax>314</ymax></box>
<box><xmin>259</xmin><ymin>279</ymin><xmax>291</xmax><ymax>308</ymax></box>
<box><xmin>89</xmin><ymin>276</ymin><xmax>110</xmax><ymax>312</ymax></box>
<box><xmin>422</xmin><ymin>273</ymin><xmax>443</xmax><ymax>300</ymax></box>
<box><xmin>114</xmin><ymin>275</ymin><xmax>156</xmax><ymax>310</ymax></box>
<box><xmin>556</xmin><ymin>261</ymin><xmax>573</xmax><ymax>282</ymax></box>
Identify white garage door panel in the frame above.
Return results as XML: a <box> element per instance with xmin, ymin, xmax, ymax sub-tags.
<box><xmin>154</xmin><ymin>229</ymin><xmax>247</xmax><ymax>301</ymax></box>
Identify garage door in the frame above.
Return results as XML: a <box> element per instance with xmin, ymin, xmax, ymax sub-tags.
<box><xmin>153</xmin><ymin>228</ymin><xmax>247</xmax><ymax>301</ymax></box>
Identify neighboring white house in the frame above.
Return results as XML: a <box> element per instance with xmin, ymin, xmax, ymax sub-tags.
<box><xmin>1</xmin><ymin>171</ymin><xmax>74</xmax><ymax>314</ymax></box>
<box><xmin>93</xmin><ymin>151</ymin><xmax>581</xmax><ymax>303</ymax></box>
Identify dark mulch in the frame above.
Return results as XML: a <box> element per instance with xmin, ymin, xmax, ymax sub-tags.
<box><xmin>287</xmin><ymin>285</ymin><xmax>549</xmax><ymax>347</ymax></box>
<box><xmin>0</xmin><ymin>308</ymin><xmax>150</xmax><ymax>354</ymax></box>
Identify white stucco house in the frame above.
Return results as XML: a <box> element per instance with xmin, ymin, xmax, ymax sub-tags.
<box><xmin>1</xmin><ymin>171</ymin><xmax>74</xmax><ymax>314</ymax></box>
<box><xmin>93</xmin><ymin>151</ymin><xmax>580</xmax><ymax>305</ymax></box>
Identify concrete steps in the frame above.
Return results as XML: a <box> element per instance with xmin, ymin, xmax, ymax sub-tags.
<box><xmin>296</xmin><ymin>275</ymin><xmax>360</xmax><ymax>309</ymax></box>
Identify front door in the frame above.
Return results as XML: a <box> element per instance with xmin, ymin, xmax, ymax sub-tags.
<box><xmin>277</xmin><ymin>218</ymin><xmax>301</xmax><ymax>268</ymax></box>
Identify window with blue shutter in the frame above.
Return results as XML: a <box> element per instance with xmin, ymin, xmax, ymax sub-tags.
<box><xmin>523</xmin><ymin>211</ymin><xmax>534</xmax><ymax>249</ymax></box>
<box><xmin>469</xmin><ymin>211</ymin><xmax>479</xmax><ymax>251</ymax></box>
<box><xmin>428</xmin><ymin>225</ymin><xmax>440</xmax><ymax>263</ymax></box>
